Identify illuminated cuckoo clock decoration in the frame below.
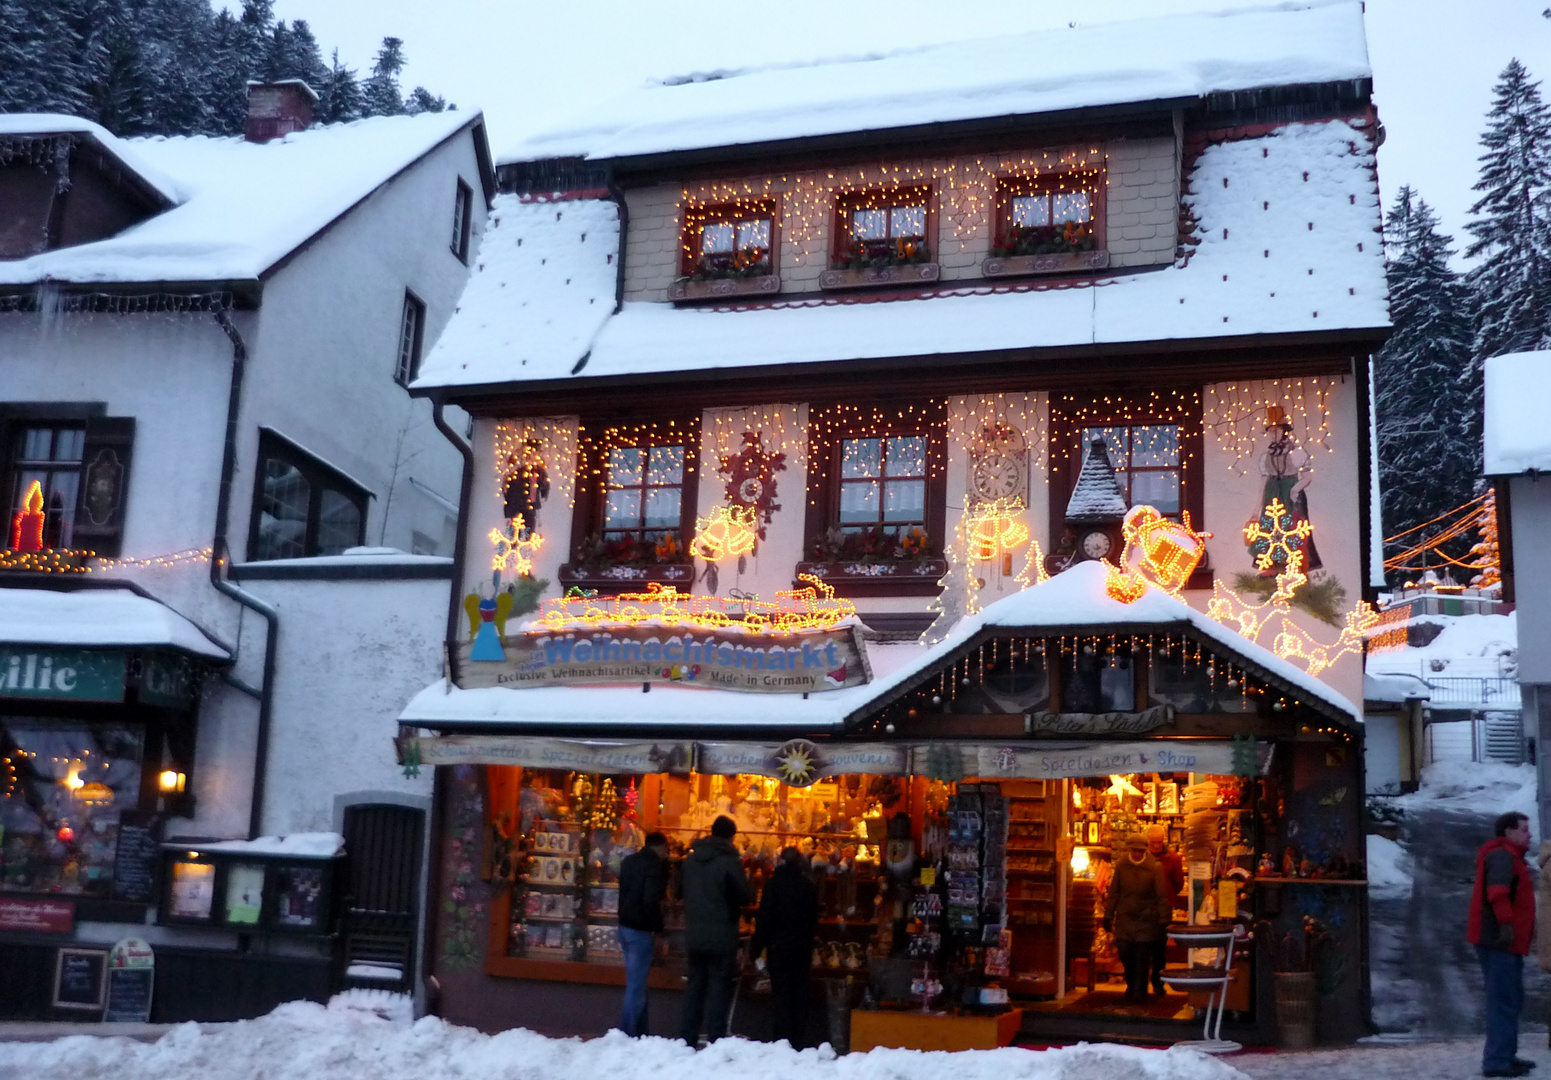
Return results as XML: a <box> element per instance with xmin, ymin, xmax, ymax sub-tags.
<box><xmin>718</xmin><ymin>431</ymin><xmax>786</xmax><ymax>541</ymax></box>
<box><xmin>1064</xmin><ymin>437</ymin><xmax>1127</xmax><ymax>562</ymax></box>
<box><xmin>969</xmin><ymin>423</ymin><xmax>1028</xmax><ymax>507</ymax></box>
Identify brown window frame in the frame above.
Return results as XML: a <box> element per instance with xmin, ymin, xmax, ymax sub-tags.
<box><xmin>678</xmin><ymin>198</ymin><xmax>779</xmax><ymax>280</ymax></box>
<box><xmin>804</xmin><ymin>400</ymin><xmax>948</xmax><ymax>557</ymax></box>
<box><xmin>1046</xmin><ymin>391</ymin><xmax>1203</xmax><ymax>546</ymax></box>
<box><xmin>992</xmin><ymin>170</ymin><xmax>1106</xmax><ymax>256</ymax></box>
<box><xmin>830</xmin><ymin>185</ymin><xmax>936</xmax><ymax>269</ymax></box>
<box><xmin>568</xmin><ymin>417</ymin><xmax>701</xmax><ymax>560</ymax></box>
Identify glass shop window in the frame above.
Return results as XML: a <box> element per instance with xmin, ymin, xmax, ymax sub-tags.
<box><xmin>0</xmin><ymin>718</ymin><xmax>144</xmax><ymax>896</ymax></box>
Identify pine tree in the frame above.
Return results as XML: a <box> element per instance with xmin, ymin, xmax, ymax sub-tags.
<box><xmin>362</xmin><ymin>36</ymin><xmax>406</xmax><ymax>117</ymax></box>
<box><xmin>315</xmin><ymin>48</ymin><xmax>363</xmax><ymax>124</ymax></box>
<box><xmin>1375</xmin><ymin>186</ymin><xmax>1480</xmax><ymax>579</ymax></box>
<box><xmin>1466</xmin><ymin>59</ymin><xmax>1551</xmax><ymax>359</ymax></box>
<box><xmin>404</xmin><ymin>86</ymin><xmax>446</xmax><ymax>115</ymax></box>
<box><xmin>1468</xmin><ymin>488</ymin><xmax>1502</xmax><ymax>591</ymax></box>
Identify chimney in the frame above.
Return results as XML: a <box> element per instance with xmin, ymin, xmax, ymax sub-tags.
<box><xmin>245</xmin><ymin>80</ymin><xmax>318</xmax><ymax>143</ymax></box>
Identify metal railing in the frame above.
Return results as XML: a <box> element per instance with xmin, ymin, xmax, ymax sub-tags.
<box><xmin>1423</xmin><ymin>677</ymin><xmax>1521</xmax><ymax>709</ymax></box>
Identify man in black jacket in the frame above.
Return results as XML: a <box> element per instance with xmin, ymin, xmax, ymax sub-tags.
<box><xmin>751</xmin><ymin>847</ymin><xmax>819</xmax><ymax>1048</ymax></box>
<box><xmin>678</xmin><ymin>816</ymin><xmax>752</xmax><ymax>1046</ymax></box>
<box><xmin>616</xmin><ymin>832</ymin><xmax>669</xmax><ymax>1036</ymax></box>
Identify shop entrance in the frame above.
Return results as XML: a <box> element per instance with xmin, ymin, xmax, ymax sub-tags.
<box><xmin>339</xmin><ymin>803</ymin><xmax>424</xmax><ymax>992</ymax></box>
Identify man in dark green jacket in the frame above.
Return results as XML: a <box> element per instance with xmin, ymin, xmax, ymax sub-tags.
<box><xmin>678</xmin><ymin>816</ymin><xmax>752</xmax><ymax>1046</ymax></box>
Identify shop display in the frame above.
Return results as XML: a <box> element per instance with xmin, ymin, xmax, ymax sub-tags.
<box><xmin>168</xmin><ymin>860</ymin><xmax>214</xmax><ymax>919</ymax></box>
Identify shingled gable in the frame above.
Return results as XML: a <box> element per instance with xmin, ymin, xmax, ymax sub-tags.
<box><xmin>1065</xmin><ymin>438</ymin><xmax>1128</xmax><ymax>524</ymax></box>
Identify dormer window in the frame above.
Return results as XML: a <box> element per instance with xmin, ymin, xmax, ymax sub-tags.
<box><xmin>680</xmin><ymin>200</ymin><xmax>776</xmax><ymax>281</ymax></box>
<box><xmin>986</xmin><ymin>171</ymin><xmax>1109</xmax><ymax>276</ymax></box>
<box><xmin>832</xmin><ymin>186</ymin><xmax>933</xmax><ymax>270</ymax></box>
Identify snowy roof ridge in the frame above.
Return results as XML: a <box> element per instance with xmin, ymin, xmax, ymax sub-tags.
<box><xmin>1484</xmin><ymin>351</ymin><xmax>1551</xmax><ymax>475</ymax></box>
<box><xmin>0</xmin><ymin>113</ymin><xmax>184</xmax><ymax>205</ymax></box>
<box><xmin>0</xmin><ymin>110</ymin><xmax>481</xmax><ymax>289</ymax></box>
<box><xmin>501</xmin><ymin>2</ymin><xmax>1370</xmax><ymax>165</ymax></box>
<box><xmin>416</xmin><ymin>120</ymin><xmax>1387</xmax><ymax>391</ymax></box>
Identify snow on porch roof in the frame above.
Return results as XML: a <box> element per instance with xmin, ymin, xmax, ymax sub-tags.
<box><xmin>398</xmin><ymin>562</ymin><xmax>1357</xmax><ymax>733</ymax></box>
<box><xmin>1484</xmin><ymin>351</ymin><xmax>1551</xmax><ymax>475</ymax></box>
<box><xmin>415</xmin><ymin>119</ymin><xmax>1388</xmax><ymax>391</ymax></box>
<box><xmin>501</xmin><ymin>2</ymin><xmax>1371</xmax><ymax>165</ymax></box>
<box><xmin>0</xmin><ymin>587</ymin><xmax>229</xmax><ymax>660</ymax></box>
<box><xmin>0</xmin><ymin>110</ymin><xmax>481</xmax><ymax>289</ymax></box>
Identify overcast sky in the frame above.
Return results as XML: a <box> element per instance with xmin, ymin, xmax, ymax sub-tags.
<box><xmin>243</xmin><ymin>0</ymin><xmax>1551</xmax><ymax>262</ymax></box>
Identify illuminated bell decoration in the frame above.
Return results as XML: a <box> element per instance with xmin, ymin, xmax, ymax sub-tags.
<box><xmin>1122</xmin><ymin>506</ymin><xmax>1212</xmax><ymax>595</ymax></box>
<box><xmin>692</xmin><ymin>504</ymin><xmax>759</xmax><ymax>563</ymax></box>
<box><xmin>965</xmin><ymin>497</ymin><xmax>1030</xmax><ymax>561</ymax></box>
<box><xmin>10</xmin><ymin>480</ymin><xmax>45</xmax><ymax>552</ymax></box>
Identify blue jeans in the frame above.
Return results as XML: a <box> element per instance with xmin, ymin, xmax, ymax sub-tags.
<box><xmin>1477</xmin><ymin>945</ymin><xmax>1524</xmax><ymax>1071</ymax></box>
<box><xmin>617</xmin><ymin>926</ymin><xmax>655</xmax><ymax>1036</ymax></box>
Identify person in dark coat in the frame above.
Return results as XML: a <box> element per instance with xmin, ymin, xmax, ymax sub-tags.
<box><xmin>750</xmin><ymin>847</ymin><xmax>819</xmax><ymax>1048</ymax></box>
<box><xmin>615</xmin><ymin>832</ymin><xmax>669</xmax><ymax>1037</ymax></box>
<box><xmin>1103</xmin><ymin>834</ymin><xmax>1172</xmax><ymax>1002</ymax></box>
<box><xmin>678</xmin><ymin>816</ymin><xmax>752</xmax><ymax>1046</ymax></box>
<box><xmin>1467</xmin><ymin>811</ymin><xmax>1537</xmax><ymax>1077</ymax></box>
<box><xmin>1145</xmin><ymin>823</ymin><xmax>1184</xmax><ymax>994</ymax></box>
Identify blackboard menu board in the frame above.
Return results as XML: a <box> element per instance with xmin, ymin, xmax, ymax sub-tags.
<box><xmin>103</xmin><ymin>967</ymin><xmax>153</xmax><ymax>1022</ymax></box>
<box><xmin>111</xmin><ymin>822</ymin><xmax>159</xmax><ymax>903</ymax></box>
<box><xmin>54</xmin><ymin>949</ymin><xmax>106</xmax><ymax>1011</ymax></box>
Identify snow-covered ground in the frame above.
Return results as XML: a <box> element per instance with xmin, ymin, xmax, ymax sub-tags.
<box><xmin>1390</xmin><ymin>759</ymin><xmax>1537</xmax><ymax>824</ymax></box>
<box><xmin>0</xmin><ymin>1000</ymin><xmax>1545</xmax><ymax>1080</ymax></box>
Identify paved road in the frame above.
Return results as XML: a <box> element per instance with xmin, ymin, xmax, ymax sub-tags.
<box><xmin>1370</xmin><ymin>803</ymin><xmax>1550</xmax><ymax>1036</ymax></box>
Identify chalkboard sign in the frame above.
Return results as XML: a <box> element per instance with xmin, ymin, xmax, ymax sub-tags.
<box><xmin>53</xmin><ymin>948</ymin><xmax>107</xmax><ymax>1011</ymax></box>
<box><xmin>104</xmin><ymin>967</ymin><xmax>154</xmax><ymax>1022</ymax></box>
<box><xmin>111</xmin><ymin>821</ymin><xmax>159</xmax><ymax>903</ymax></box>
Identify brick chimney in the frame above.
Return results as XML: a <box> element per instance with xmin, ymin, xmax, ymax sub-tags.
<box><xmin>245</xmin><ymin>80</ymin><xmax>318</xmax><ymax>143</ymax></box>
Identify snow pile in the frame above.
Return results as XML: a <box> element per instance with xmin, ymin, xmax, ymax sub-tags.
<box><xmin>0</xmin><ymin>1001</ymin><xmax>1249</xmax><ymax>1080</ymax></box>
<box><xmin>187</xmin><ymin>832</ymin><xmax>345</xmax><ymax>858</ymax></box>
<box><xmin>1393</xmin><ymin>760</ymin><xmax>1537</xmax><ymax>825</ymax></box>
<box><xmin>0</xmin><ymin>587</ymin><xmax>229</xmax><ymax>658</ymax></box>
<box><xmin>415</xmin><ymin>195</ymin><xmax>619</xmax><ymax>389</ymax></box>
<box><xmin>1484</xmin><ymin>351</ymin><xmax>1551</xmax><ymax>474</ymax></box>
<box><xmin>1366</xmin><ymin>611</ymin><xmax>1517</xmax><ymax>680</ymax></box>
<box><xmin>1364</xmin><ymin>834</ymin><xmax>1412</xmax><ymax>900</ymax></box>
<box><xmin>329</xmin><ymin>989</ymin><xmax>415</xmax><ymax>1025</ymax></box>
<box><xmin>418</xmin><ymin>121</ymin><xmax>1385</xmax><ymax>390</ymax></box>
<box><xmin>0</xmin><ymin>110</ymin><xmax>477</xmax><ymax>286</ymax></box>
<box><xmin>503</xmin><ymin>3</ymin><xmax>1369</xmax><ymax>164</ymax></box>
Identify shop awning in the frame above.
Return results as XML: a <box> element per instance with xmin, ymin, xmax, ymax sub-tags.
<box><xmin>0</xmin><ymin>587</ymin><xmax>229</xmax><ymax>659</ymax></box>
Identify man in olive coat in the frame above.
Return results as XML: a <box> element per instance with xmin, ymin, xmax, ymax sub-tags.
<box><xmin>678</xmin><ymin>816</ymin><xmax>752</xmax><ymax>1046</ymax></box>
<box><xmin>1103</xmin><ymin>834</ymin><xmax>1173</xmax><ymax>1001</ymax></box>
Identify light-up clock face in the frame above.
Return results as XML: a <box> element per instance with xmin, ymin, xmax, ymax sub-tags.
<box><xmin>969</xmin><ymin>424</ymin><xmax>1028</xmax><ymax>507</ymax></box>
<box><xmin>1081</xmin><ymin>529</ymin><xmax>1113</xmax><ymax>559</ymax></box>
<box><xmin>974</xmin><ymin>452</ymin><xmax>1023</xmax><ymax>500</ymax></box>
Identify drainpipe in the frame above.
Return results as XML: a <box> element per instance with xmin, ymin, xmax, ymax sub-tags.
<box><xmin>212</xmin><ymin>309</ymin><xmax>281</xmax><ymax>840</ymax></box>
<box><xmin>431</xmin><ymin>396</ymin><xmax>474</xmax><ymax>687</ymax></box>
<box><xmin>605</xmin><ymin>170</ymin><xmax>628</xmax><ymax>313</ymax></box>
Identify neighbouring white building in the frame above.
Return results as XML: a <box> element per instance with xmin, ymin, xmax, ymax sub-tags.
<box><xmin>0</xmin><ymin>87</ymin><xmax>492</xmax><ymax>1020</ymax></box>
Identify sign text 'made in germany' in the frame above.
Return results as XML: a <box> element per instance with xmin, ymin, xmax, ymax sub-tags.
<box><xmin>456</xmin><ymin>624</ymin><xmax>870</xmax><ymax>694</ymax></box>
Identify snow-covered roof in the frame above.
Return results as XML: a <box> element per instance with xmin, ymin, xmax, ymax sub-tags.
<box><xmin>1484</xmin><ymin>351</ymin><xmax>1551</xmax><ymax>475</ymax></box>
<box><xmin>174</xmin><ymin>832</ymin><xmax>345</xmax><ymax>858</ymax></box>
<box><xmin>0</xmin><ymin>587</ymin><xmax>229</xmax><ymax>659</ymax></box>
<box><xmin>413</xmin><ymin>196</ymin><xmax>618</xmax><ymax>389</ymax></box>
<box><xmin>1364</xmin><ymin>672</ymin><xmax>1430</xmax><ymax>705</ymax></box>
<box><xmin>0</xmin><ymin>113</ymin><xmax>182</xmax><ymax>205</ymax></box>
<box><xmin>0</xmin><ymin>110</ymin><xmax>481</xmax><ymax>288</ymax></box>
<box><xmin>417</xmin><ymin>119</ymin><xmax>1387</xmax><ymax>391</ymax></box>
<box><xmin>399</xmin><ymin>561</ymin><xmax>1359</xmax><ymax>731</ymax></box>
<box><xmin>1065</xmin><ymin>438</ymin><xmax>1127</xmax><ymax>523</ymax></box>
<box><xmin>502</xmin><ymin>2</ymin><xmax>1371</xmax><ymax>165</ymax></box>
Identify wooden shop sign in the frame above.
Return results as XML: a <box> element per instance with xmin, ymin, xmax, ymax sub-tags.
<box><xmin>456</xmin><ymin>623</ymin><xmax>870</xmax><ymax>694</ymax></box>
<box><xmin>398</xmin><ymin>735</ymin><xmax>694</xmax><ymax>775</ymax></box>
<box><xmin>1026</xmin><ymin>704</ymin><xmax>1176</xmax><ymax>737</ymax></box>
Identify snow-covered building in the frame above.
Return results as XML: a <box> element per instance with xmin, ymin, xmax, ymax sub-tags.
<box><xmin>1485</xmin><ymin>350</ymin><xmax>1551</xmax><ymax>833</ymax></box>
<box><xmin>0</xmin><ymin>92</ymin><xmax>494</xmax><ymax>1020</ymax></box>
<box><xmin>404</xmin><ymin>3</ymin><xmax>1388</xmax><ymax>1046</ymax></box>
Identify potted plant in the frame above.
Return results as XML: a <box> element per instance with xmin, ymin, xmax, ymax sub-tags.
<box><xmin>820</xmin><ymin>235</ymin><xmax>939</xmax><ymax>290</ymax></box>
<box><xmin>1259</xmin><ymin>915</ymin><xmax>1341</xmax><ymax>1049</ymax></box>
<box><xmin>559</xmin><ymin>531</ymin><xmax>695</xmax><ymax>593</ymax></box>
<box><xmin>796</xmin><ymin>525</ymin><xmax>947</xmax><ymax>596</ymax></box>
<box><xmin>983</xmin><ymin>218</ymin><xmax>1110</xmax><ymax>278</ymax></box>
<box><xmin>669</xmin><ymin>243</ymin><xmax>781</xmax><ymax>301</ymax></box>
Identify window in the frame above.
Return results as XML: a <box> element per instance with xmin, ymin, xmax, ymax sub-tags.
<box><xmin>451</xmin><ymin>179</ymin><xmax>473</xmax><ymax>262</ymax></box>
<box><xmin>8</xmin><ymin>425</ymin><xmax>84</xmax><ymax>549</ymax></box>
<box><xmin>568</xmin><ymin>418</ymin><xmax>700</xmax><ymax>573</ymax></box>
<box><xmin>248</xmin><ymin>431</ymin><xmax>369</xmax><ymax>561</ymax></box>
<box><xmin>680</xmin><ymin>199</ymin><xmax>776</xmax><ymax>280</ymax></box>
<box><xmin>395</xmin><ymin>291</ymin><xmax>426</xmax><ymax>387</ymax></box>
<box><xmin>603</xmin><ymin>445</ymin><xmax>685</xmax><ymax>543</ymax></box>
<box><xmin>1</xmin><ymin>411</ymin><xmax>135</xmax><ymax>558</ymax></box>
<box><xmin>992</xmin><ymin>173</ymin><xmax>1104</xmax><ymax>257</ymax></box>
<box><xmin>1080</xmin><ymin>424</ymin><xmax>1182</xmax><ymax>516</ymax></box>
<box><xmin>837</xmin><ymin>436</ymin><xmax>928</xmax><ymax>534</ymax></box>
<box><xmin>832</xmin><ymin>186</ymin><xmax>934</xmax><ymax>269</ymax></box>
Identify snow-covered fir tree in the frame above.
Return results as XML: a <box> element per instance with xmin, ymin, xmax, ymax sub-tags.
<box><xmin>315</xmin><ymin>48</ymin><xmax>363</xmax><ymax>125</ymax></box>
<box><xmin>1375</xmin><ymin>187</ymin><xmax>1479</xmax><ymax>577</ymax></box>
<box><xmin>362</xmin><ymin>37</ymin><xmax>406</xmax><ymax>118</ymax></box>
<box><xmin>1466</xmin><ymin>59</ymin><xmax>1551</xmax><ymax>359</ymax></box>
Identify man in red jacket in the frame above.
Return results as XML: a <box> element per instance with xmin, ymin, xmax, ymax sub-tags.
<box><xmin>1467</xmin><ymin>811</ymin><xmax>1537</xmax><ymax>1077</ymax></box>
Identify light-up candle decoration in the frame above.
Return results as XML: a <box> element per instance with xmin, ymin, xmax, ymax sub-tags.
<box><xmin>10</xmin><ymin>480</ymin><xmax>44</xmax><ymax>552</ymax></box>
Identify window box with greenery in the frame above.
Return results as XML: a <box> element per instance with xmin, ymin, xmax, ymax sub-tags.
<box><xmin>668</xmin><ymin>199</ymin><xmax>781</xmax><ymax>302</ymax></box>
<box><xmin>819</xmin><ymin>186</ymin><xmax>939</xmax><ymax>290</ymax></box>
<box><xmin>799</xmin><ymin>403</ymin><xmax>948</xmax><ymax>596</ymax></box>
<box><xmin>983</xmin><ymin>173</ymin><xmax>1109</xmax><ymax>278</ymax></box>
<box><xmin>560</xmin><ymin>421</ymin><xmax>699</xmax><ymax>593</ymax></box>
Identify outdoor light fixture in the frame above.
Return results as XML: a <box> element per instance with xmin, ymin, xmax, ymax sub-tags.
<box><xmin>158</xmin><ymin>769</ymin><xmax>186</xmax><ymax>794</ymax></box>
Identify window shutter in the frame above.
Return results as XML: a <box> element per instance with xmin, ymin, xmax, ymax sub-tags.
<box><xmin>73</xmin><ymin>416</ymin><xmax>135</xmax><ymax>557</ymax></box>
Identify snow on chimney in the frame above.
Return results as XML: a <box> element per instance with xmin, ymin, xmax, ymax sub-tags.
<box><xmin>245</xmin><ymin>80</ymin><xmax>318</xmax><ymax>143</ymax></box>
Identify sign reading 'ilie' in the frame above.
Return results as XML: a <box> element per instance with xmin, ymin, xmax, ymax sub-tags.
<box><xmin>456</xmin><ymin>623</ymin><xmax>871</xmax><ymax>694</ymax></box>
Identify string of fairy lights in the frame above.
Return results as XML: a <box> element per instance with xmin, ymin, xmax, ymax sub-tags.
<box><xmin>0</xmin><ymin>546</ymin><xmax>214</xmax><ymax>575</ymax></box>
<box><xmin>1206</xmin><ymin>379</ymin><xmax>1335</xmax><ymax>474</ymax></box>
<box><xmin>677</xmin><ymin>145</ymin><xmax>1109</xmax><ymax>269</ymax></box>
